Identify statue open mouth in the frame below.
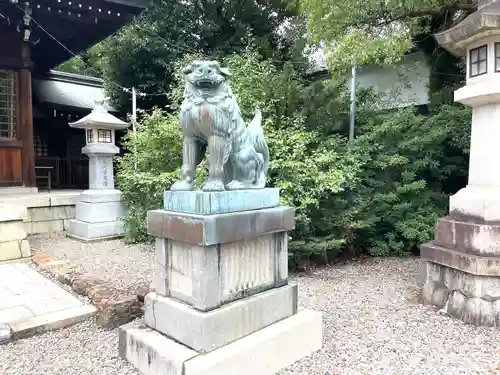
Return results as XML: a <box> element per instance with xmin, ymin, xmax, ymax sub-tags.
<box><xmin>195</xmin><ymin>79</ymin><xmax>217</xmax><ymax>90</ymax></box>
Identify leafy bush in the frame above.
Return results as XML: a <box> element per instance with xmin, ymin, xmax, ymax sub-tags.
<box><xmin>346</xmin><ymin>105</ymin><xmax>470</xmax><ymax>256</ymax></box>
<box><xmin>116</xmin><ymin>48</ymin><xmax>471</xmax><ymax>266</ymax></box>
<box><xmin>116</xmin><ymin>109</ymin><xmax>180</xmax><ymax>242</ymax></box>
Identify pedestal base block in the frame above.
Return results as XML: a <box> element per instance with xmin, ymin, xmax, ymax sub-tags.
<box><xmin>144</xmin><ymin>284</ymin><xmax>297</xmax><ymax>353</ymax></box>
<box><xmin>76</xmin><ymin>200</ymin><xmax>124</xmax><ymax>223</ymax></box>
<box><xmin>80</xmin><ymin>189</ymin><xmax>122</xmax><ymax>203</ymax></box>
<box><xmin>449</xmin><ymin>186</ymin><xmax>500</xmax><ymax>223</ymax></box>
<box><xmin>67</xmin><ymin>219</ymin><xmax>124</xmax><ymax>242</ymax></box>
<box><xmin>422</xmin><ymin>261</ymin><xmax>500</xmax><ymax>327</ymax></box>
<box><xmin>67</xmin><ymin>189</ymin><xmax>125</xmax><ymax>242</ymax></box>
<box><xmin>164</xmin><ymin>188</ymin><xmax>280</xmax><ymax>214</ymax></box>
<box><xmin>119</xmin><ymin>309</ymin><xmax>323</xmax><ymax>375</ymax></box>
<box><xmin>421</xmin><ymin>212</ymin><xmax>500</xmax><ymax>327</ymax></box>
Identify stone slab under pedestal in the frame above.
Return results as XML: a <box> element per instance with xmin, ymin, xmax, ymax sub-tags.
<box><xmin>67</xmin><ymin>219</ymin><xmax>124</xmax><ymax>242</ymax></box>
<box><xmin>164</xmin><ymin>188</ymin><xmax>280</xmax><ymax>214</ymax></box>
<box><xmin>119</xmin><ymin>309</ymin><xmax>323</xmax><ymax>375</ymax></box>
<box><xmin>144</xmin><ymin>284</ymin><xmax>297</xmax><ymax>353</ymax></box>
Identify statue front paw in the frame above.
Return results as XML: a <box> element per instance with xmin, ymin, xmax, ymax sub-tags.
<box><xmin>171</xmin><ymin>179</ymin><xmax>195</xmax><ymax>191</ymax></box>
<box><xmin>202</xmin><ymin>179</ymin><xmax>225</xmax><ymax>192</ymax></box>
<box><xmin>226</xmin><ymin>180</ymin><xmax>246</xmax><ymax>190</ymax></box>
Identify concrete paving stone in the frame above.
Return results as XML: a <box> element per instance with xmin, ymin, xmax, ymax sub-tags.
<box><xmin>0</xmin><ymin>286</ymin><xmax>15</xmax><ymax>298</ymax></box>
<box><xmin>19</xmin><ymin>265</ymin><xmax>56</xmax><ymax>285</ymax></box>
<box><xmin>24</xmin><ymin>296</ymin><xmax>81</xmax><ymax>316</ymax></box>
<box><xmin>0</xmin><ymin>294</ymin><xmax>25</xmax><ymax>309</ymax></box>
<box><xmin>11</xmin><ymin>263</ymin><xmax>32</xmax><ymax>273</ymax></box>
<box><xmin>0</xmin><ymin>262</ymin><xmax>97</xmax><ymax>342</ymax></box>
<box><xmin>6</xmin><ymin>281</ymin><xmax>47</xmax><ymax>296</ymax></box>
<box><xmin>9</xmin><ymin>304</ymin><xmax>97</xmax><ymax>340</ymax></box>
<box><xmin>0</xmin><ymin>305</ymin><xmax>34</xmax><ymax>323</ymax></box>
<box><xmin>0</xmin><ymin>266</ymin><xmax>32</xmax><ymax>286</ymax></box>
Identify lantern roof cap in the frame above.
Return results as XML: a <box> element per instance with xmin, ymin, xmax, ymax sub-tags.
<box><xmin>69</xmin><ymin>97</ymin><xmax>129</xmax><ymax>130</ymax></box>
<box><xmin>435</xmin><ymin>1</ymin><xmax>500</xmax><ymax>56</ymax></box>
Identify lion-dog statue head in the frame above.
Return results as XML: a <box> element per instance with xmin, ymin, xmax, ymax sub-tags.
<box><xmin>182</xmin><ymin>60</ymin><xmax>232</xmax><ymax>101</ymax></box>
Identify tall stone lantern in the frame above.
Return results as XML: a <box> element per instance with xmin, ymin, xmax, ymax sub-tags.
<box><xmin>67</xmin><ymin>98</ymin><xmax>129</xmax><ymax>242</ymax></box>
<box><xmin>422</xmin><ymin>0</ymin><xmax>500</xmax><ymax>327</ymax></box>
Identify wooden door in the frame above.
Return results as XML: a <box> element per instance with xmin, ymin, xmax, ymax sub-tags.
<box><xmin>0</xmin><ymin>143</ymin><xmax>22</xmax><ymax>185</ymax></box>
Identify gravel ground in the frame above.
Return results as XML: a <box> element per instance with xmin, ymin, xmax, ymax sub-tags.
<box><xmin>1</xmin><ymin>234</ymin><xmax>500</xmax><ymax>374</ymax></box>
<box><xmin>29</xmin><ymin>233</ymin><xmax>154</xmax><ymax>294</ymax></box>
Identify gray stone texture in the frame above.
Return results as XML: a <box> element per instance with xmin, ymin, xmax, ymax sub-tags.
<box><xmin>0</xmin><ymin>323</ymin><xmax>12</xmax><ymax>344</ymax></box>
<box><xmin>435</xmin><ymin>1</ymin><xmax>500</xmax><ymax>56</ymax></box>
<box><xmin>68</xmin><ymin>220</ymin><xmax>124</xmax><ymax>242</ymax></box>
<box><xmin>119</xmin><ymin>322</ymin><xmax>198</xmax><ymax>375</ymax></box>
<box><xmin>420</xmin><ymin>210</ymin><xmax>500</xmax><ymax>327</ymax></box>
<box><xmin>421</xmin><ymin>243</ymin><xmax>500</xmax><ymax>276</ymax></box>
<box><xmin>147</xmin><ymin>206</ymin><xmax>295</xmax><ymax>246</ymax></box>
<box><xmin>422</xmin><ymin>261</ymin><xmax>500</xmax><ymax>327</ymax></box>
<box><xmin>120</xmin><ymin>310</ymin><xmax>322</xmax><ymax>375</ymax></box>
<box><xmin>68</xmin><ymin>190</ymin><xmax>125</xmax><ymax>241</ymax></box>
<box><xmin>153</xmin><ymin>232</ymin><xmax>289</xmax><ymax>311</ymax></box>
<box><xmin>144</xmin><ymin>284</ymin><xmax>298</xmax><ymax>353</ymax></box>
<box><xmin>164</xmin><ymin>188</ymin><xmax>280</xmax><ymax>214</ymax></box>
<box><xmin>75</xmin><ymin>201</ymin><xmax>124</xmax><ymax>223</ymax></box>
<box><xmin>434</xmin><ymin>216</ymin><xmax>500</xmax><ymax>256</ymax></box>
<box><xmin>80</xmin><ymin>189</ymin><xmax>122</xmax><ymax>203</ymax></box>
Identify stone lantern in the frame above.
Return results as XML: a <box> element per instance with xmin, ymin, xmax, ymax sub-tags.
<box><xmin>67</xmin><ymin>98</ymin><xmax>129</xmax><ymax>242</ymax></box>
<box><xmin>422</xmin><ymin>0</ymin><xmax>500</xmax><ymax>327</ymax></box>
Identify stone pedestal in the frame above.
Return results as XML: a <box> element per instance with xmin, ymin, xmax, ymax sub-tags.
<box><xmin>119</xmin><ymin>188</ymin><xmax>323</xmax><ymax>375</ymax></box>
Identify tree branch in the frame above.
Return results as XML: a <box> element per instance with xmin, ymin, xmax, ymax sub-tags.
<box><xmin>356</xmin><ymin>1</ymin><xmax>477</xmax><ymax>28</ymax></box>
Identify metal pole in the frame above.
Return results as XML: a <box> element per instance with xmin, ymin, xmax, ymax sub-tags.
<box><xmin>349</xmin><ymin>66</ymin><xmax>357</xmax><ymax>142</ymax></box>
<box><xmin>132</xmin><ymin>87</ymin><xmax>138</xmax><ymax>170</ymax></box>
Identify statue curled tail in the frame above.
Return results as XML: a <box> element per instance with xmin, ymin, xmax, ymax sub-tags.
<box><xmin>246</xmin><ymin>109</ymin><xmax>269</xmax><ymax>188</ymax></box>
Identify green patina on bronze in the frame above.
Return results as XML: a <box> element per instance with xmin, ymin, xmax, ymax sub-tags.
<box><xmin>170</xmin><ymin>60</ymin><xmax>270</xmax><ymax>192</ymax></box>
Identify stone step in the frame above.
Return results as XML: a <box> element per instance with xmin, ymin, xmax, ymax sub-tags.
<box><xmin>0</xmin><ymin>186</ymin><xmax>38</xmax><ymax>196</ymax></box>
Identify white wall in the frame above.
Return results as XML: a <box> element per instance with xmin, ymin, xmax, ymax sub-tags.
<box><xmin>356</xmin><ymin>51</ymin><xmax>431</xmax><ymax>109</ymax></box>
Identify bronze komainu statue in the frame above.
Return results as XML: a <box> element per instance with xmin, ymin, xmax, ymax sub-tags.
<box><xmin>170</xmin><ymin>60</ymin><xmax>270</xmax><ymax>192</ymax></box>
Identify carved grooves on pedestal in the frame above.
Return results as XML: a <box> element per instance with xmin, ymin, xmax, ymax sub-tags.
<box><xmin>221</xmin><ymin>234</ymin><xmax>274</xmax><ymax>298</ymax></box>
<box><xmin>170</xmin><ymin>242</ymin><xmax>194</xmax><ymax>298</ymax></box>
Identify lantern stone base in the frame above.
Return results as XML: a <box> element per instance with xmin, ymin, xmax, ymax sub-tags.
<box><xmin>421</xmin><ymin>216</ymin><xmax>500</xmax><ymax>327</ymax></box>
<box><xmin>67</xmin><ymin>189</ymin><xmax>125</xmax><ymax>242</ymax></box>
<box><xmin>119</xmin><ymin>309</ymin><xmax>322</xmax><ymax>375</ymax></box>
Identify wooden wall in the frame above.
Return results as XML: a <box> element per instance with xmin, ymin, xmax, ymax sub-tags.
<box><xmin>0</xmin><ymin>31</ymin><xmax>35</xmax><ymax>187</ymax></box>
<box><xmin>0</xmin><ymin>147</ymin><xmax>22</xmax><ymax>185</ymax></box>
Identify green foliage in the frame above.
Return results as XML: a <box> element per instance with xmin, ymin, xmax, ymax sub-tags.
<box><xmin>116</xmin><ymin>109</ymin><xmax>181</xmax><ymax>242</ymax></box>
<box><xmin>116</xmin><ymin>48</ymin><xmax>471</xmax><ymax>266</ymax></box>
<box><xmin>56</xmin><ymin>41</ymin><xmax>107</xmax><ymax>77</ymax></box>
<box><xmin>63</xmin><ymin>0</ymin><xmax>303</xmax><ymax>111</ymax></box>
<box><xmin>298</xmin><ymin>0</ymin><xmax>476</xmax><ymax>74</ymax></box>
<box><xmin>346</xmin><ymin>104</ymin><xmax>470</xmax><ymax>256</ymax></box>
